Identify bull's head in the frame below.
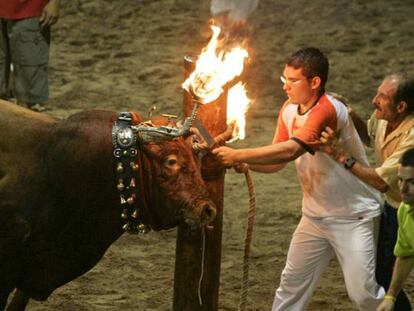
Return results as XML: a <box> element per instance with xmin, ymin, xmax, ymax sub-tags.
<box><xmin>140</xmin><ymin>135</ymin><xmax>216</xmax><ymax>231</ymax></box>
<box><xmin>113</xmin><ymin>110</ymin><xmax>216</xmax><ymax>233</ymax></box>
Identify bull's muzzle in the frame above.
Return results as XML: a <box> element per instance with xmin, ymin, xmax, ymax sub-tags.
<box><xmin>185</xmin><ymin>199</ymin><xmax>216</xmax><ymax>228</ymax></box>
<box><xmin>199</xmin><ymin>200</ymin><xmax>216</xmax><ymax>224</ymax></box>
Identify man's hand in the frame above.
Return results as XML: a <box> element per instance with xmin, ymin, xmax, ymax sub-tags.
<box><xmin>376</xmin><ymin>299</ymin><xmax>394</xmax><ymax>311</ymax></box>
<box><xmin>319</xmin><ymin>126</ymin><xmax>343</xmax><ymax>160</ymax></box>
<box><xmin>212</xmin><ymin>146</ymin><xmax>237</xmax><ymax>166</ymax></box>
<box><xmin>40</xmin><ymin>0</ymin><xmax>60</xmax><ymax>28</ymax></box>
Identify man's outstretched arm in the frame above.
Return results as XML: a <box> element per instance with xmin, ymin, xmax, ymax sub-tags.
<box><xmin>212</xmin><ymin>139</ymin><xmax>306</xmax><ymax>166</ymax></box>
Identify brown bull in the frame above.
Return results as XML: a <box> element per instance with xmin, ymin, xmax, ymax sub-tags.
<box><xmin>0</xmin><ymin>100</ymin><xmax>216</xmax><ymax>310</ymax></box>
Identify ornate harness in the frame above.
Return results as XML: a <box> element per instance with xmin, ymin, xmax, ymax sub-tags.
<box><xmin>112</xmin><ymin>105</ymin><xmax>200</xmax><ymax>234</ymax></box>
<box><xmin>112</xmin><ymin>112</ymin><xmax>150</xmax><ymax>234</ymax></box>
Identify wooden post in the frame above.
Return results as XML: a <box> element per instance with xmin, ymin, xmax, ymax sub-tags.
<box><xmin>173</xmin><ymin>56</ymin><xmax>227</xmax><ymax>311</ymax></box>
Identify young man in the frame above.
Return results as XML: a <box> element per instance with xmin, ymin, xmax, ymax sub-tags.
<box><xmin>213</xmin><ymin>47</ymin><xmax>385</xmax><ymax>310</ymax></box>
<box><xmin>321</xmin><ymin>73</ymin><xmax>414</xmax><ymax>310</ymax></box>
<box><xmin>0</xmin><ymin>0</ymin><xmax>60</xmax><ymax>112</ymax></box>
<box><xmin>377</xmin><ymin>148</ymin><xmax>414</xmax><ymax>311</ymax></box>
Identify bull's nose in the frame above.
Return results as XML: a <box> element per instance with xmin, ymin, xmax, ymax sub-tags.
<box><xmin>201</xmin><ymin>201</ymin><xmax>216</xmax><ymax>224</ymax></box>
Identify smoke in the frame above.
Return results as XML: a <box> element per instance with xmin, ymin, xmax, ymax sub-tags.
<box><xmin>210</xmin><ymin>0</ymin><xmax>259</xmax><ymax>22</ymax></box>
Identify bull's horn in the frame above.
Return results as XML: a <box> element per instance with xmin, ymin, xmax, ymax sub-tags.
<box><xmin>213</xmin><ymin>123</ymin><xmax>235</xmax><ymax>145</ymax></box>
<box><xmin>147</xmin><ymin>106</ymin><xmax>157</xmax><ymax>119</ymax></box>
<box><xmin>189</xmin><ymin>127</ymin><xmax>209</xmax><ymax>151</ymax></box>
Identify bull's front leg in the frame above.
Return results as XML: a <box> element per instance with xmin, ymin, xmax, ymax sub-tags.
<box><xmin>0</xmin><ymin>214</ymin><xmax>31</xmax><ymax>311</ymax></box>
<box><xmin>0</xmin><ymin>292</ymin><xmax>7</xmax><ymax>311</ymax></box>
<box><xmin>0</xmin><ymin>288</ymin><xmax>13</xmax><ymax>311</ymax></box>
<box><xmin>0</xmin><ymin>260</ymin><xmax>15</xmax><ymax>311</ymax></box>
<box><xmin>5</xmin><ymin>290</ymin><xmax>29</xmax><ymax>311</ymax></box>
<box><xmin>0</xmin><ymin>253</ymin><xmax>20</xmax><ymax>311</ymax></box>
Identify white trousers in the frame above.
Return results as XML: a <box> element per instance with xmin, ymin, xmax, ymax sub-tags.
<box><xmin>272</xmin><ymin>215</ymin><xmax>385</xmax><ymax>311</ymax></box>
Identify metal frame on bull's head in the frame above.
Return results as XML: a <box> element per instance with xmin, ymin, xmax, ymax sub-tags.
<box><xmin>131</xmin><ymin>101</ymin><xmax>200</xmax><ymax>143</ymax></box>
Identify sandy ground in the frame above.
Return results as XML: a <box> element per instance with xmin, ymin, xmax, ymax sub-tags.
<box><xmin>14</xmin><ymin>0</ymin><xmax>414</xmax><ymax>310</ymax></box>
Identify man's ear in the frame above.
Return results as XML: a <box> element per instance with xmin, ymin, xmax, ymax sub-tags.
<box><xmin>397</xmin><ymin>100</ymin><xmax>408</xmax><ymax>114</ymax></box>
<box><xmin>311</xmin><ymin>76</ymin><xmax>322</xmax><ymax>90</ymax></box>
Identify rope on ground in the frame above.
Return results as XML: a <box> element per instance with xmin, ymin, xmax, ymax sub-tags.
<box><xmin>238</xmin><ymin>168</ymin><xmax>256</xmax><ymax>311</ymax></box>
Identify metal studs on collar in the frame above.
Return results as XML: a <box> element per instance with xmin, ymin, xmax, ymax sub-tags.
<box><xmin>112</xmin><ymin>112</ymin><xmax>150</xmax><ymax>234</ymax></box>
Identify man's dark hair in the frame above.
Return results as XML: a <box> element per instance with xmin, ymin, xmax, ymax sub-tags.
<box><xmin>385</xmin><ymin>73</ymin><xmax>414</xmax><ymax>113</ymax></box>
<box><xmin>286</xmin><ymin>47</ymin><xmax>329</xmax><ymax>94</ymax></box>
<box><xmin>400</xmin><ymin>147</ymin><xmax>414</xmax><ymax>167</ymax></box>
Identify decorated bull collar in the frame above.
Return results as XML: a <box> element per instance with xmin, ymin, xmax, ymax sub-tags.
<box><xmin>112</xmin><ymin>105</ymin><xmax>200</xmax><ymax>234</ymax></box>
<box><xmin>112</xmin><ymin>112</ymin><xmax>150</xmax><ymax>234</ymax></box>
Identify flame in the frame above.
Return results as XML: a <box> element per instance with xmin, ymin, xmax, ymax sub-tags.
<box><xmin>227</xmin><ymin>82</ymin><xmax>250</xmax><ymax>142</ymax></box>
<box><xmin>182</xmin><ymin>25</ymin><xmax>248</xmax><ymax>104</ymax></box>
<box><xmin>183</xmin><ymin>25</ymin><xmax>252</xmax><ymax>141</ymax></box>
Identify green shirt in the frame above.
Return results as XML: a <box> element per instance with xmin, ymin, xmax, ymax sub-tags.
<box><xmin>394</xmin><ymin>202</ymin><xmax>414</xmax><ymax>257</ymax></box>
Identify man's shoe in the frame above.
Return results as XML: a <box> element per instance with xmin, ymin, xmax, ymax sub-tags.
<box><xmin>29</xmin><ymin>103</ymin><xmax>48</xmax><ymax>112</ymax></box>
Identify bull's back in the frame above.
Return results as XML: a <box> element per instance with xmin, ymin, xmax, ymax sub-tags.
<box><xmin>0</xmin><ymin>100</ymin><xmax>57</xmax><ymax>213</ymax></box>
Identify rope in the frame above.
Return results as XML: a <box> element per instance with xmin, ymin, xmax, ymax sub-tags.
<box><xmin>198</xmin><ymin>225</ymin><xmax>206</xmax><ymax>306</ymax></box>
<box><xmin>238</xmin><ymin>169</ymin><xmax>256</xmax><ymax>311</ymax></box>
<box><xmin>196</xmin><ymin>166</ymin><xmax>256</xmax><ymax>310</ymax></box>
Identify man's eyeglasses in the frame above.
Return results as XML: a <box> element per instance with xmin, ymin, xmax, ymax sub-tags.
<box><xmin>280</xmin><ymin>76</ymin><xmax>307</xmax><ymax>86</ymax></box>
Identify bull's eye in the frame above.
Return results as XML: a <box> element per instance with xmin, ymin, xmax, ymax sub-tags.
<box><xmin>162</xmin><ymin>155</ymin><xmax>181</xmax><ymax>179</ymax></box>
<box><xmin>167</xmin><ymin>158</ymin><xmax>177</xmax><ymax>166</ymax></box>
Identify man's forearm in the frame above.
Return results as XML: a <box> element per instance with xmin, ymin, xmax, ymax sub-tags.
<box><xmin>248</xmin><ymin>163</ymin><xmax>286</xmax><ymax>173</ymax></box>
<box><xmin>387</xmin><ymin>256</ymin><xmax>414</xmax><ymax>297</ymax></box>
<box><xmin>347</xmin><ymin>161</ymin><xmax>389</xmax><ymax>192</ymax></box>
<box><xmin>234</xmin><ymin>140</ymin><xmax>305</xmax><ymax>165</ymax></box>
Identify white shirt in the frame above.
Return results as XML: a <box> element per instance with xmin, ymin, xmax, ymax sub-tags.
<box><xmin>274</xmin><ymin>94</ymin><xmax>381</xmax><ymax>218</ymax></box>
